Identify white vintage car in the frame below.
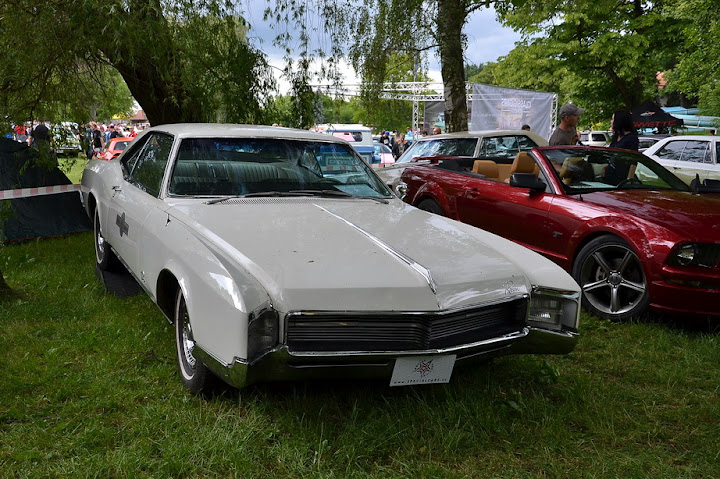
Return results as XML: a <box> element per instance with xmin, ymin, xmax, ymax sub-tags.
<box><xmin>81</xmin><ymin>124</ymin><xmax>580</xmax><ymax>394</ymax></box>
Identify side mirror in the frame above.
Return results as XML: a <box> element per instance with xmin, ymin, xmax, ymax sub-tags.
<box><xmin>510</xmin><ymin>173</ymin><xmax>546</xmax><ymax>192</ymax></box>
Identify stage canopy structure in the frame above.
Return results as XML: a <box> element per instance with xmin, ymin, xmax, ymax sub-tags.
<box><xmin>313</xmin><ymin>82</ymin><xmax>558</xmax><ymax>139</ymax></box>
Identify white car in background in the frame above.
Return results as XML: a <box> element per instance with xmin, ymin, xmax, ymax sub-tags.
<box><xmin>579</xmin><ymin>131</ymin><xmax>611</xmax><ymax>147</ymax></box>
<box><xmin>81</xmin><ymin>123</ymin><xmax>580</xmax><ymax>394</ymax></box>
<box><xmin>375</xmin><ymin>130</ymin><xmax>549</xmax><ymax>195</ymax></box>
<box><xmin>643</xmin><ymin>135</ymin><xmax>720</xmax><ymax>185</ymax></box>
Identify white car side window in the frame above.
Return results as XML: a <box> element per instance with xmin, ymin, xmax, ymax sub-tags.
<box><xmin>680</xmin><ymin>141</ymin><xmax>710</xmax><ymax>164</ymax></box>
<box><xmin>656</xmin><ymin>141</ymin><xmax>686</xmax><ymax>160</ymax></box>
<box><xmin>129</xmin><ymin>133</ymin><xmax>174</xmax><ymax>197</ymax></box>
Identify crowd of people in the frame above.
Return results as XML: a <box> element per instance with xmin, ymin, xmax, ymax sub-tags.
<box><xmin>377</xmin><ymin>125</ymin><xmax>444</xmax><ymax>160</ymax></box>
<box><xmin>8</xmin><ymin>120</ymin><xmax>149</xmax><ymax>160</ymax></box>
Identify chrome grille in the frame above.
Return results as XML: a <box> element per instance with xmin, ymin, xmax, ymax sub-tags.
<box><xmin>285</xmin><ymin>299</ymin><xmax>527</xmax><ymax>352</ymax></box>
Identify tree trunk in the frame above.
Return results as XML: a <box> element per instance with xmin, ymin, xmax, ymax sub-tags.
<box><xmin>100</xmin><ymin>0</ymin><xmax>204</xmax><ymax>126</ymax></box>
<box><xmin>437</xmin><ymin>0</ymin><xmax>469</xmax><ymax>132</ymax></box>
<box><xmin>112</xmin><ymin>59</ymin><xmax>202</xmax><ymax>126</ymax></box>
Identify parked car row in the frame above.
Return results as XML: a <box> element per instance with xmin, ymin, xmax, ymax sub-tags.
<box><xmin>82</xmin><ymin>124</ymin><xmax>581</xmax><ymax>394</ymax></box>
<box><xmin>81</xmin><ymin>123</ymin><xmax>720</xmax><ymax>395</ymax></box>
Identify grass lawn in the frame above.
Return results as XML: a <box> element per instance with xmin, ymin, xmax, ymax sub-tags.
<box><xmin>58</xmin><ymin>155</ymin><xmax>87</xmax><ymax>184</ymax></box>
<box><xmin>1</xmin><ymin>233</ymin><xmax>719</xmax><ymax>477</ymax></box>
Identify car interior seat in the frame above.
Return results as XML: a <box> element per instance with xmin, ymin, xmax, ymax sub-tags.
<box><xmin>472</xmin><ymin>160</ymin><xmax>499</xmax><ymax>179</ymax></box>
<box><xmin>505</xmin><ymin>152</ymin><xmax>539</xmax><ymax>183</ymax></box>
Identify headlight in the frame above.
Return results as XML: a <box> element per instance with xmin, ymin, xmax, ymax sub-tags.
<box><xmin>247</xmin><ymin>307</ymin><xmax>279</xmax><ymax>363</ymax></box>
<box><xmin>395</xmin><ymin>181</ymin><xmax>408</xmax><ymax>199</ymax></box>
<box><xmin>669</xmin><ymin>243</ymin><xmax>720</xmax><ymax>268</ymax></box>
<box><xmin>528</xmin><ymin>288</ymin><xmax>580</xmax><ymax>330</ymax></box>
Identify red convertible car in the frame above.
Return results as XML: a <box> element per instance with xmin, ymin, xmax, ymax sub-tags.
<box><xmin>399</xmin><ymin>146</ymin><xmax>720</xmax><ymax>322</ymax></box>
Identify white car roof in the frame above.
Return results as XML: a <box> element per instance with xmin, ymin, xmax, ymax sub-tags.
<box><xmin>653</xmin><ymin>135</ymin><xmax>717</xmax><ymax>141</ymax></box>
<box><xmin>414</xmin><ymin>129</ymin><xmax>549</xmax><ymax>146</ymax></box>
<box><xmin>143</xmin><ymin>123</ymin><xmax>343</xmax><ymax>143</ymax></box>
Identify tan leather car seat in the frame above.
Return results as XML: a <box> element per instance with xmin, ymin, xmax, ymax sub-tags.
<box><xmin>472</xmin><ymin>160</ymin><xmax>499</xmax><ymax>179</ymax></box>
<box><xmin>505</xmin><ymin>152</ymin><xmax>539</xmax><ymax>183</ymax></box>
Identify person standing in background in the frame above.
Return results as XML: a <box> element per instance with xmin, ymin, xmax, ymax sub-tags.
<box><xmin>608</xmin><ymin>110</ymin><xmax>639</xmax><ymax>150</ymax></box>
<box><xmin>549</xmin><ymin>103</ymin><xmax>585</xmax><ymax>146</ymax></box>
<box><xmin>392</xmin><ymin>132</ymin><xmax>410</xmax><ymax>160</ymax></box>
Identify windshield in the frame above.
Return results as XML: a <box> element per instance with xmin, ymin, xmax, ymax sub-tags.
<box><xmin>169</xmin><ymin>138</ymin><xmax>392</xmax><ymax>198</ymax></box>
<box><xmin>542</xmin><ymin>148</ymin><xmax>690</xmax><ymax>193</ymax></box>
<box><xmin>396</xmin><ymin>138</ymin><xmax>478</xmax><ymax>163</ymax></box>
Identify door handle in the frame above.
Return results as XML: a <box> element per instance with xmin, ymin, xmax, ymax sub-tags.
<box><xmin>112</xmin><ymin>185</ymin><xmax>122</xmax><ymax>192</ymax></box>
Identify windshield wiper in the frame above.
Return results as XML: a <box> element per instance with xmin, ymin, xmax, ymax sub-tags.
<box><xmin>207</xmin><ymin>190</ymin><xmax>390</xmax><ymax>205</ymax></box>
<box><xmin>206</xmin><ymin>191</ymin><xmax>314</xmax><ymax>204</ymax></box>
<box><xmin>290</xmin><ymin>190</ymin><xmax>389</xmax><ymax>204</ymax></box>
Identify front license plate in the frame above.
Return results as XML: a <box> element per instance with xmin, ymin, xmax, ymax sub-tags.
<box><xmin>390</xmin><ymin>354</ymin><xmax>456</xmax><ymax>386</ymax></box>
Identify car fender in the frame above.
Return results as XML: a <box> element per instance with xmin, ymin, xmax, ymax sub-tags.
<box><xmin>81</xmin><ymin>159</ymin><xmax>124</xmax><ymax>220</ymax></box>
<box><xmin>141</xmin><ymin>212</ymin><xmax>273</xmax><ymax>366</ymax></box>
<box><xmin>567</xmin><ymin>214</ymin><xmax>660</xmax><ymax>268</ymax></box>
<box><xmin>410</xmin><ymin>178</ymin><xmax>459</xmax><ymax>218</ymax></box>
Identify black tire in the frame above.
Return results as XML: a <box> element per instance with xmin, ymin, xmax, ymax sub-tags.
<box><xmin>417</xmin><ymin>198</ymin><xmax>444</xmax><ymax>216</ymax></box>
<box><xmin>572</xmin><ymin>235</ymin><xmax>649</xmax><ymax>321</ymax></box>
<box><xmin>94</xmin><ymin>208</ymin><xmax>117</xmax><ymax>271</ymax></box>
<box><xmin>174</xmin><ymin>289</ymin><xmax>217</xmax><ymax>395</ymax></box>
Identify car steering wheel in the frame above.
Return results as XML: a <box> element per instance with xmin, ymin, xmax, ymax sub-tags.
<box><xmin>617</xmin><ymin>176</ymin><xmax>642</xmax><ymax>188</ymax></box>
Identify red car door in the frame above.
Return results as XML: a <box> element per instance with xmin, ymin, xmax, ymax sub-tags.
<box><xmin>455</xmin><ymin>178</ymin><xmax>555</xmax><ymax>254</ymax></box>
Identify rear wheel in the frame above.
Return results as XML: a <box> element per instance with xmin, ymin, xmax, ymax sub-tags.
<box><xmin>572</xmin><ymin>235</ymin><xmax>649</xmax><ymax>321</ymax></box>
<box><xmin>174</xmin><ymin>289</ymin><xmax>217</xmax><ymax>395</ymax></box>
<box><xmin>417</xmin><ymin>198</ymin><xmax>444</xmax><ymax>216</ymax></box>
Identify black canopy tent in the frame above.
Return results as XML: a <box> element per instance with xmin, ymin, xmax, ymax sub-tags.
<box><xmin>632</xmin><ymin>100</ymin><xmax>684</xmax><ymax>130</ymax></box>
<box><xmin>0</xmin><ymin>138</ymin><xmax>91</xmax><ymax>243</ymax></box>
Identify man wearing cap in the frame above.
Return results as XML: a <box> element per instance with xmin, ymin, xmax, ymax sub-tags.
<box><xmin>550</xmin><ymin>103</ymin><xmax>585</xmax><ymax>146</ymax></box>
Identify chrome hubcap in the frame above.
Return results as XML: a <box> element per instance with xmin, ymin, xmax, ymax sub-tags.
<box><xmin>181</xmin><ymin>310</ymin><xmax>196</xmax><ymax>369</ymax></box>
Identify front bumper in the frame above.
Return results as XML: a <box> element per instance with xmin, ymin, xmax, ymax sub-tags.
<box><xmin>196</xmin><ymin>325</ymin><xmax>579</xmax><ymax>389</ymax></box>
<box><xmin>649</xmin><ymin>264</ymin><xmax>720</xmax><ymax>318</ymax></box>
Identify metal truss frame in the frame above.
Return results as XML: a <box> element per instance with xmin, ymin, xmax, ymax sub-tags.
<box><xmin>313</xmin><ymin>82</ymin><xmax>558</xmax><ymax>133</ymax></box>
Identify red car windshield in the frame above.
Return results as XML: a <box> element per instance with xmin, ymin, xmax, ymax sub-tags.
<box><xmin>540</xmin><ymin>148</ymin><xmax>690</xmax><ymax>193</ymax></box>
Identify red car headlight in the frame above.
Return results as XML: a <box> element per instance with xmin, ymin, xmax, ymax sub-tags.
<box><xmin>669</xmin><ymin>243</ymin><xmax>720</xmax><ymax>268</ymax></box>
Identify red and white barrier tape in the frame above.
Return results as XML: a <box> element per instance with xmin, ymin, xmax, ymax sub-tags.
<box><xmin>0</xmin><ymin>184</ymin><xmax>82</xmax><ymax>200</ymax></box>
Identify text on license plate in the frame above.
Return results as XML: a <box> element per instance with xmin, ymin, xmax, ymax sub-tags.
<box><xmin>390</xmin><ymin>354</ymin><xmax>456</xmax><ymax>386</ymax></box>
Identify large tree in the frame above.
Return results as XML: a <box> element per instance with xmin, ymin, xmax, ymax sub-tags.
<box><xmin>268</xmin><ymin>0</ymin><xmax>493</xmax><ymax>132</ymax></box>
<box><xmin>1</xmin><ymin>1</ymin><xmax>274</xmax><ymax>126</ymax></box>
<box><xmin>664</xmin><ymin>0</ymin><xmax>720</xmax><ymax>116</ymax></box>
<box><xmin>0</xmin><ymin>0</ymin><xmax>276</xmax><ymax>292</ymax></box>
<box><xmin>494</xmin><ymin>0</ymin><xmax>687</xmax><ymax>122</ymax></box>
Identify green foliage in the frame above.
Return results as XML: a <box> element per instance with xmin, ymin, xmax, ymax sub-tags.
<box><xmin>664</xmin><ymin>0</ymin><xmax>720</xmax><ymax>116</ymax></box>
<box><xmin>2</xmin><ymin>234</ymin><xmax>720</xmax><ymax>476</ymax></box>
<box><xmin>269</xmin><ymin>0</ymin><xmax>475</xmax><ymax>132</ymax></box>
<box><xmin>464</xmin><ymin>63</ymin><xmax>485</xmax><ymax>80</ymax></box>
<box><xmin>0</xmin><ymin>1</ymin><xmax>274</xmax><ymax>126</ymax></box>
<box><xmin>495</xmin><ymin>0</ymin><xmax>688</xmax><ymax>125</ymax></box>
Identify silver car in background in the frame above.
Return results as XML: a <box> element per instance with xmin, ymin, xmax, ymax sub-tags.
<box><xmin>375</xmin><ymin>130</ymin><xmax>548</xmax><ymax>195</ymax></box>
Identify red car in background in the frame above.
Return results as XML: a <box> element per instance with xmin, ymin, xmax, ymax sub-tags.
<box><xmin>399</xmin><ymin>146</ymin><xmax>720</xmax><ymax>322</ymax></box>
<box><xmin>101</xmin><ymin>137</ymin><xmax>133</xmax><ymax>161</ymax></box>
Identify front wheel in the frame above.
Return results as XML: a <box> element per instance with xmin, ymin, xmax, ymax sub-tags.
<box><xmin>572</xmin><ymin>235</ymin><xmax>649</xmax><ymax>321</ymax></box>
<box><xmin>174</xmin><ymin>289</ymin><xmax>217</xmax><ymax>395</ymax></box>
<box><xmin>94</xmin><ymin>208</ymin><xmax>117</xmax><ymax>271</ymax></box>
<box><xmin>416</xmin><ymin>198</ymin><xmax>444</xmax><ymax>216</ymax></box>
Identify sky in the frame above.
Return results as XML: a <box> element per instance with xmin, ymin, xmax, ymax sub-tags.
<box><xmin>244</xmin><ymin>5</ymin><xmax>522</xmax><ymax>92</ymax></box>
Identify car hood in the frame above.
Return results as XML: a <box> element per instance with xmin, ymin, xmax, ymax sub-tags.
<box><xmin>581</xmin><ymin>190</ymin><xmax>720</xmax><ymax>241</ymax></box>
<box><xmin>167</xmin><ymin>198</ymin><xmax>570</xmax><ymax>313</ymax></box>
